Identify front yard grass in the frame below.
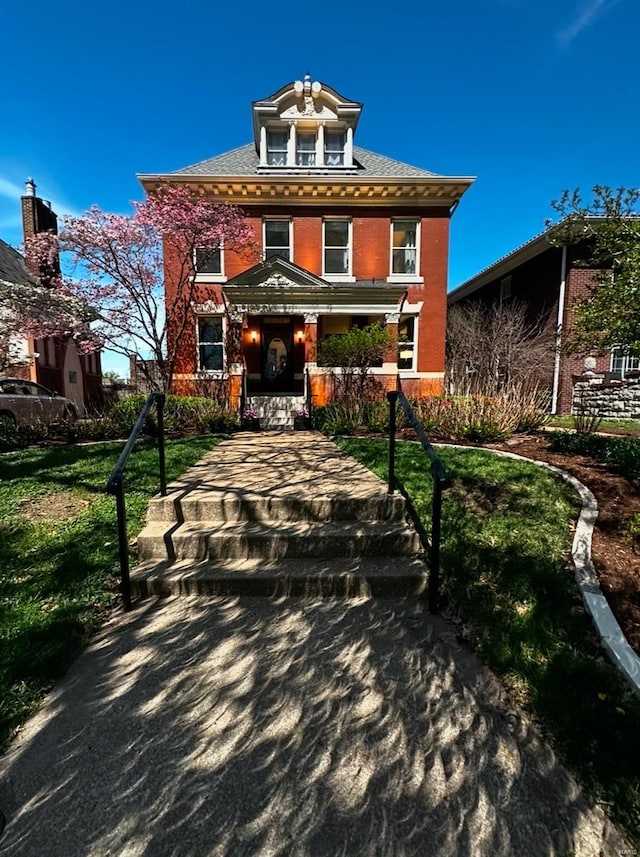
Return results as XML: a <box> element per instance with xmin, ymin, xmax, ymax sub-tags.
<box><xmin>0</xmin><ymin>435</ymin><xmax>221</xmax><ymax>753</ymax></box>
<box><xmin>338</xmin><ymin>437</ymin><xmax>640</xmax><ymax>846</ymax></box>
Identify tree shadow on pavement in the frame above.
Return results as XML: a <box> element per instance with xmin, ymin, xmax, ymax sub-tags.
<box><xmin>0</xmin><ymin>596</ymin><xmax>627</xmax><ymax>857</ymax></box>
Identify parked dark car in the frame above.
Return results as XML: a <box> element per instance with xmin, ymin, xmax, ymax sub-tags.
<box><xmin>0</xmin><ymin>378</ymin><xmax>78</xmax><ymax>428</ymax></box>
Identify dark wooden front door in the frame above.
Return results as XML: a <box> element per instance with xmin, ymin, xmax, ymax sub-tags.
<box><xmin>260</xmin><ymin>317</ymin><xmax>294</xmax><ymax>393</ymax></box>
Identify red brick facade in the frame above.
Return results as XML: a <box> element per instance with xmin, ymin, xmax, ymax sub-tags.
<box><xmin>140</xmin><ymin>76</ymin><xmax>473</xmax><ymax>407</ymax></box>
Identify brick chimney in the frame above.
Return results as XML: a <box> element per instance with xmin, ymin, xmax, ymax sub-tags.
<box><xmin>21</xmin><ymin>178</ymin><xmax>59</xmax><ymax>279</ymax></box>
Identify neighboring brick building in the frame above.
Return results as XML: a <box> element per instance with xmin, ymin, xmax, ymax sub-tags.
<box><xmin>138</xmin><ymin>75</ymin><xmax>474</xmax><ymax>410</ymax></box>
<box><xmin>0</xmin><ymin>180</ymin><xmax>103</xmax><ymax>413</ymax></box>
<box><xmin>447</xmin><ymin>221</ymin><xmax>622</xmax><ymax>414</ymax></box>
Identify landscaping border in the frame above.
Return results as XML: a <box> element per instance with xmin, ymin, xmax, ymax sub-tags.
<box><xmin>441</xmin><ymin>444</ymin><xmax>640</xmax><ymax>700</ymax></box>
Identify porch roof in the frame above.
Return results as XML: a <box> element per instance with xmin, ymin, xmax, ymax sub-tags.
<box><xmin>223</xmin><ymin>256</ymin><xmax>406</xmax><ymax>313</ymax></box>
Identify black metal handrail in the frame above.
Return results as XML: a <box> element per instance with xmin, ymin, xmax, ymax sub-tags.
<box><xmin>106</xmin><ymin>393</ymin><xmax>166</xmax><ymax>611</ymax></box>
<box><xmin>387</xmin><ymin>388</ymin><xmax>450</xmax><ymax>612</ymax></box>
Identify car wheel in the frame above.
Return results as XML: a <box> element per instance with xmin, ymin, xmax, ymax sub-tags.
<box><xmin>0</xmin><ymin>411</ymin><xmax>16</xmax><ymax>429</ymax></box>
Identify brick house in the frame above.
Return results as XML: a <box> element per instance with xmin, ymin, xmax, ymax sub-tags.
<box><xmin>138</xmin><ymin>75</ymin><xmax>473</xmax><ymax>416</ymax></box>
<box><xmin>447</xmin><ymin>220</ymin><xmax>625</xmax><ymax>414</ymax></box>
<box><xmin>0</xmin><ymin>179</ymin><xmax>103</xmax><ymax>413</ymax></box>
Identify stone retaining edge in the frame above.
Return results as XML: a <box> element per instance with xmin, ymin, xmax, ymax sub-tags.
<box><xmin>441</xmin><ymin>444</ymin><xmax>640</xmax><ymax>700</ymax></box>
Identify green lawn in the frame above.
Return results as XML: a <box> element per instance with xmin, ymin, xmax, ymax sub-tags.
<box><xmin>338</xmin><ymin>437</ymin><xmax>640</xmax><ymax>846</ymax></box>
<box><xmin>547</xmin><ymin>415</ymin><xmax>640</xmax><ymax>435</ymax></box>
<box><xmin>0</xmin><ymin>435</ymin><xmax>221</xmax><ymax>752</ymax></box>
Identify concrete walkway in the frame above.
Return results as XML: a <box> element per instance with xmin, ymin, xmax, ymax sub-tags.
<box><xmin>0</xmin><ymin>433</ymin><xmax>629</xmax><ymax>856</ymax></box>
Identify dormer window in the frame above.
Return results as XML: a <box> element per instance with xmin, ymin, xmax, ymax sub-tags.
<box><xmin>254</xmin><ymin>75</ymin><xmax>360</xmax><ymax>171</ymax></box>
<box><xmin>296</xmin><ymin>133</ymin><xmax>316</xmax><ymax>166</ymax></box>
<box><xmin>325</xmin><ymin>130</ymin><xmax>345</xmax><ymax>166</ymax></box>
<box><xmin>267</xmin><ymin>129</ymin><xmax>288</xmax><ymax>166</ymax></box>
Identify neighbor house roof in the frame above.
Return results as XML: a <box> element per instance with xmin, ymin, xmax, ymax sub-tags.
<box><xmin>169</xmin><ymin>143</ymin><xmax>440</xmax><ymax>179</ymax></box>
<box><xmin>0</xmin><ymin>239</ymin><xmax>35</xmax><ymax>287</ymax></box>
<box><xmin>448</xmin><ymin>215</ymin><xmax>618</xmax><ymax>304</ymax></box>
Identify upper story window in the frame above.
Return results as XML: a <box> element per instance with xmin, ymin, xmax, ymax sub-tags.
<box><xmin>391</xmin><ymin>221</ymin><xmax>418</xmax><ymax>276</ymax></box>
<box><xmin>264</xmin><ymin>220</ymin><xmax>291</xmax><ymax>261</ymax></box>
<box><xmin>296</xmin><ymin>133</ymin><xmax>316</xmax><ymax>166</ymax></box>
<box><xmin>500</xmin><ymin>276</ymin><xmax>512</xmax><ymax>303</ymax></box>
<box><xmin>325</xmin><ymin>130</ymin><xmax>345</xmax><ymax>166</ymax></box>
<box><xmin>323</xmin><ymin>220</ymin><xmax>351</xmax><ymax>276</ymax></box>
<box><xmin>195</xmin><ymin>246</ymin><xmax>222</xmax><ymax>276</ymax></box>
<box><xmin>197</xmin><ymin>316</ymin><xmax>224</xmax><ymax>372</ymax></box>
<box><xmin>267</xmin><ymin>129</ymin><xmax>288</xmax><ymax>166</ymax></box>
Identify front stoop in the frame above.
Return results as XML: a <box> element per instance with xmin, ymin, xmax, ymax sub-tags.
<box><xmin>246</xmin><ymin>395</ymin><xmax>305</xmax><ymax>429</ymax></box>
<box><xmin>130</xmin><ymin>434</ymin><xmax>426</xmax><ymax>598</ymax></box>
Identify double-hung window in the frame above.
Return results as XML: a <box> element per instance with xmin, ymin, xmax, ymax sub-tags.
<box><xmin>611</xmin><ymin>346</ymin><xmax>640</xmax><ymax>378</ymax></box>
<box><xmin>500</xmin><ymin>276</ymin><xmax>512</xmax><ymax>303</ymax></box>
<box><xmin>195</xmin><ymin>246</ymin><xmax>222</xmax><ymax>276</ymax></box>
<box><xmin>324</xmin><ymin>131</ymin><xmax>345</xmax><ymax>166</ymax></box>
<box><xmin>391</xmin><ymin>220</ymin><xmax>418</xmax><ymax>276</ymax></box>
<box><xmin>267</xmin><ymin>129</ymin><xmax>288</xmax><ymax>166</ymax></box>
<box><xmin>264</xmin><ymin>220</ymin><xmax>291</xmax><ymax>261</ymax></box>
<box><xmin>197</xmin><ymin>316</ymin><xmax>224</xmax><ymax>372</ymax></box>
<box><xmin>296</xmin><ymin>133</ymin><xmax>316</xmax><ymax>166</ymax></box>
<box><xmin>323</xmin><ymin>220</ymin><xmax>351</xmax><ymax>276</ymax></box>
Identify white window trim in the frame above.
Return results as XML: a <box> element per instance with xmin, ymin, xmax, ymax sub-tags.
<box><xmin>266</xmin><ymin>127</ymin><xmax>289</xmax><ymax>167</ymax></box>
<box><xmin>610</xmin><ymin>346</ymin><xmax>640</xmax><ymax>378</ymax></box>
<box><xmin>259</xmin><ymin>122</ymin><xmax>354</xmax><ymax>170</ymax></box>
<box><xmin>263</xmin><ymin>219</ymin><xmax>293</xmax><ymax>262</ymax></box>
<box><xmin>196</xmin><ymin>313</ymin><xmax>227</xmax><ymax>376</ymax></box>
<box><xmin>398</xmin><ymin>314</ymin><xmax>419</xmax><ymax>374</ymax></box>
<box><xmin>387</xmin><ymin>219</ymin><xmax>422</xmax><ymax>283</ymax></box>
<box><xmin>324</xmin><ymin>128</ymin><xmax>347</xmax><ymax>167</ymax></box>
<box><xmin>194</xmin><ymin>245</ymin><xmax>226</xmax><ymax>283</ymax></box>
<box><xmin>323</xmin><ymin>218</ymin><xmax>355</xmax><ymax>282</ymax></box>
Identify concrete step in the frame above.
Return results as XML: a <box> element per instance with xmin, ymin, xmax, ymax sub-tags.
<box><xmin>136</xmin><ymin>519</ymin><xmax>422</xmax><ymax>562</ymax></box>
<box><xmin>130</xmin><ymin>556</ymin><xmax>428</xmax><ymax>598</ymax></box>
<box><xmin>146</xmin><ymin>491</ymin><xmax>408</xmax><ymax>524</ymax></box>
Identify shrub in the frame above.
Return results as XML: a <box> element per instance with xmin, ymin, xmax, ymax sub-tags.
<box><xmin>106</xmin><ymin>395</ymin><xmax>238</xmax><ymax>436</ymax></box>
<box><xmin>318</xmin><ymin>324</ymin><xmax>392</xmax><ymax>418</ymax></box>
<box><xmin>0</xmin><ymin>395</ymin><xmax>238</xmax><ymax>452</ymax></box>
<box><xmin>548</xmin><ymin>431</ymin><xmax>640</xmax><ymax>479</ymax></box>
<box><xmin>412</xmin><ymin>391</ymin><xmax>549</xmax><ymax>442</ymax></box>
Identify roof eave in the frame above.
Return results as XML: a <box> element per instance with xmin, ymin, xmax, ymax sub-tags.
<box><xmin>137</xmin><ymin>173</ymin><xmax>475</xmax><ymax>208</ymax></box>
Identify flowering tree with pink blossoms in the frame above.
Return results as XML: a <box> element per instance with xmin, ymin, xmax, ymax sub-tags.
<box><xmin>27</xmin><ymin>184</ymin><xmax>253</xmax><ymax>391</ymax></box>
<box><xmin>0</xmin><ymin>252</ymin><xmax>96</xmax><ymax>373</ymax></box>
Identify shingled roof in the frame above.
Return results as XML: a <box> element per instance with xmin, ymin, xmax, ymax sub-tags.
<box><xmin>0</xmin><ymin>239</ymin><xmax>35</xmax><ymax>286</ymax></box>
<box><xmin>169</xmin><ymin>143</ymin><xmax>439</xmax><ymax>179</ymax></box>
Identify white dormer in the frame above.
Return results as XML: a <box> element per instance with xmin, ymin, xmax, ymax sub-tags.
<box><xmin>252</xmin><ymin>74</ymin><xmax>362</xmax><ymax>171</ymax></box>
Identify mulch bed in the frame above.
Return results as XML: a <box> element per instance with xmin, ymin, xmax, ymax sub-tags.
<box><xmin>473</xmin><ymin>433</ymin><xmax>640</xmax><ymax>656</ymax></box>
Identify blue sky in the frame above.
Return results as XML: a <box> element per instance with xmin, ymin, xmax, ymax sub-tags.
<box><xmin>1</xmin><ymin>0</ymin><xmax>637</xmax><ymax>377</ymax></box>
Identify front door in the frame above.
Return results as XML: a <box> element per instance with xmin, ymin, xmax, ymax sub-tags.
<box><xmin>261</xmin><ymin>317</ymin><xmax>294</xmax><ymax>393</ymax></box>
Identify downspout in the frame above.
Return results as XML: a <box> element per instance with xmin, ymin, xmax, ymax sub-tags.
<box><xmin>551</xmin><ymin>244</ymin><xmax>568</xmax><ymax>414</ymax></box>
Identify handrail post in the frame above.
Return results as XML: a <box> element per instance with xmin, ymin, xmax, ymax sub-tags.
<box><xmin>157</xmin><ymin>393</ymin><xmax>166</xmax><ymax>497</ymax></box>
<box><xmin>429</xmin><ymin>476</ymin><xmax>443</xmax><ymax>613</ymax></box>
<box><xmin>387</xmin><ymin>390</ymin><xmax>397</xmax><ymax>494</ymax></box>
<box><xmin>306</xmin><ymin>368</ymin><xmax>312</xmax><ymax>420</ymax></box>
<box><xmin>115</xmin><ymin>479</ymin><xmax>131</xmax><ymax>612</ymax></box>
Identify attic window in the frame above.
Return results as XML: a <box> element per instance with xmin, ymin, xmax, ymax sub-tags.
<box><xmin>267</xmin><ymin>130</ymin><xmax>288</xmax><ymax>166</ymax></box>
<box><xmin>325</xmin><ymin>131</ymin><xmax>345</xmax><ymax>166</ymax></box>
<box><xmin>296</xmin><ymin>133</ymin><xmax>316</xmax><ymax>166</ymax></box>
